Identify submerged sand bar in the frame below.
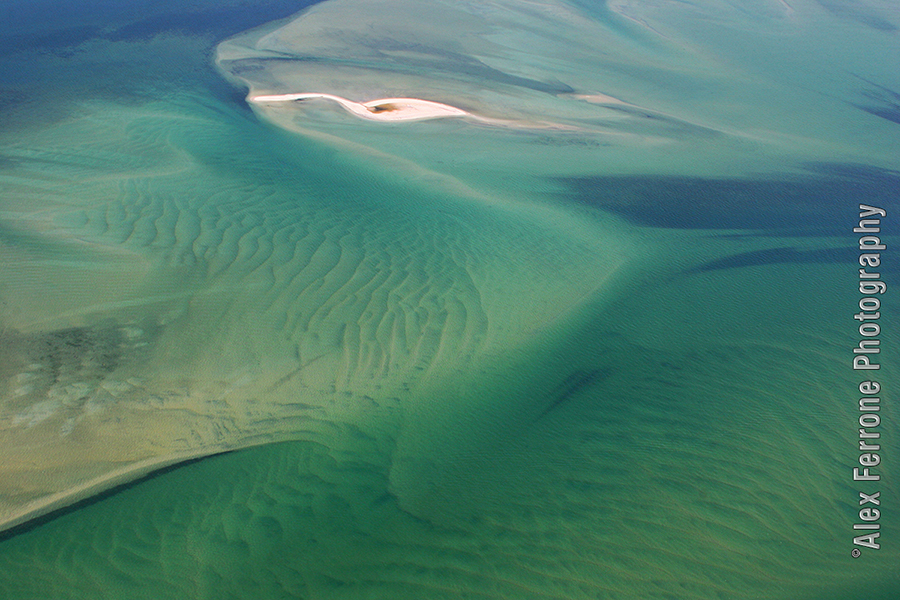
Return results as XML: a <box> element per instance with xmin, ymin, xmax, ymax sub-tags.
<box><xmin>249</xmin><ymin>93</ymin><xmax>469</xmax><ymax>122</ymax></box>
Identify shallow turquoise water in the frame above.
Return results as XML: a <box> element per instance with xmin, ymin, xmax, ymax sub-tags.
<box><xmin>1</xmin><ymin>0</ymin><xmax>899</xmax><ymax>598</ymax></box>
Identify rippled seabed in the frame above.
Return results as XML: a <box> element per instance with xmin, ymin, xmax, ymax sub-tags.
<box><xmin>1</xmin><ymin>0</ymin><xmax>899</xmax><ymax>598</ymax></box>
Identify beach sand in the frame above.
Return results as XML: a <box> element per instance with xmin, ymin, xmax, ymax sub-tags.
<box><xmin>249</xmin><ymin>93</ymin><xmax>469</xmax><ymax>122</ymax></box>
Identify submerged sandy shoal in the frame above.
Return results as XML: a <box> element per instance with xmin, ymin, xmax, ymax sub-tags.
<box><xmin>217</xmin><ymin>0</ymin><xmax>900</xmax><ymax>172</ymax></box>
<box><xmin>0</xmin><ymin>73</ymin><xmax>636</xmax><ymax>535</ymax></box>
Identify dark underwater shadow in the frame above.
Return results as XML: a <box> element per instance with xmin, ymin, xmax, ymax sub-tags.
<box><xmin>557</xmin><ymin>163</ymin><xmax>900</xmax><ymax>234</ymax></box>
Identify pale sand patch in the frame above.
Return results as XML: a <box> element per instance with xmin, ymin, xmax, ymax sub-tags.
<box><xmin>250</xmin><ymin>93</ymin><xmax>468</xmax><ymax>122</ymax></box>
<box><xmin>571</xmin><ymin>92</ymin><xmax>632</xmax><ymax>106</ymax></box>
<box><xmin>248</xmin><ymin>92</ymin><xmax>565</xmax><ymax>129</ymax></box>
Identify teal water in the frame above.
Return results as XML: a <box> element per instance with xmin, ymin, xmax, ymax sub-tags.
<box><xmin>1</xmin><ymin>0</ymin><xmax>899</xmax><ymax>598</ymax></box>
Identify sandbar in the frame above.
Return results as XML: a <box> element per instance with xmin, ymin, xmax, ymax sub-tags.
<box><xmin>249</xmin><ymin>93</ymin><xmax>469</xmax><ymax>122</ymax></box>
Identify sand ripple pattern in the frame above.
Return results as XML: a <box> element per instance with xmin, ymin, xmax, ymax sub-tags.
<box><xmin>0</xmin><ymin>94</ymin><xmax>614</xmax><ymax>530</ymax></box>
<box><xmin>81</xmin><ymin>171</ymin><xmax>489</xmax><ymax>388</ymax></box>
<box><xmin>0</xmin><ymin>336</ymin><xmax>894</xmax><ymax>600</ymax></box>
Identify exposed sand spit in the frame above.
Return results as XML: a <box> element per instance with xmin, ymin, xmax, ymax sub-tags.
<box><xmin>249</xmin><ymin>93</ymin><xmax>469</xmax><ymax>122</ymax></box>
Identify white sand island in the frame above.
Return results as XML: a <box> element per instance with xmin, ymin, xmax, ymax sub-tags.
<box><xmin>249</xmin><ymin>93</ymin><xmax>469</xmax><ymax>122</ymax></box>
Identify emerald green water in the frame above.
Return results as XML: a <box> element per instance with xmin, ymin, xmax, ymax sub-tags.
<box><xmin>1</xmin><ymin>0</ymin><xmax>899</xmax><ymax>598</ymax></box>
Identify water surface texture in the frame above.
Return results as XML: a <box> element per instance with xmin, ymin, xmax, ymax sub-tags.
<box><xmin>1</xmin><ymin>0</ymin><xmax>898</xmax><ymax>598</ymax></box>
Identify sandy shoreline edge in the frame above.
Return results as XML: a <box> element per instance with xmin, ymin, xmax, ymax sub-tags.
<box><xmin>0</xmin><ymin>446</ymin><xmax>236</xmax><ymax>537</ymax></box>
